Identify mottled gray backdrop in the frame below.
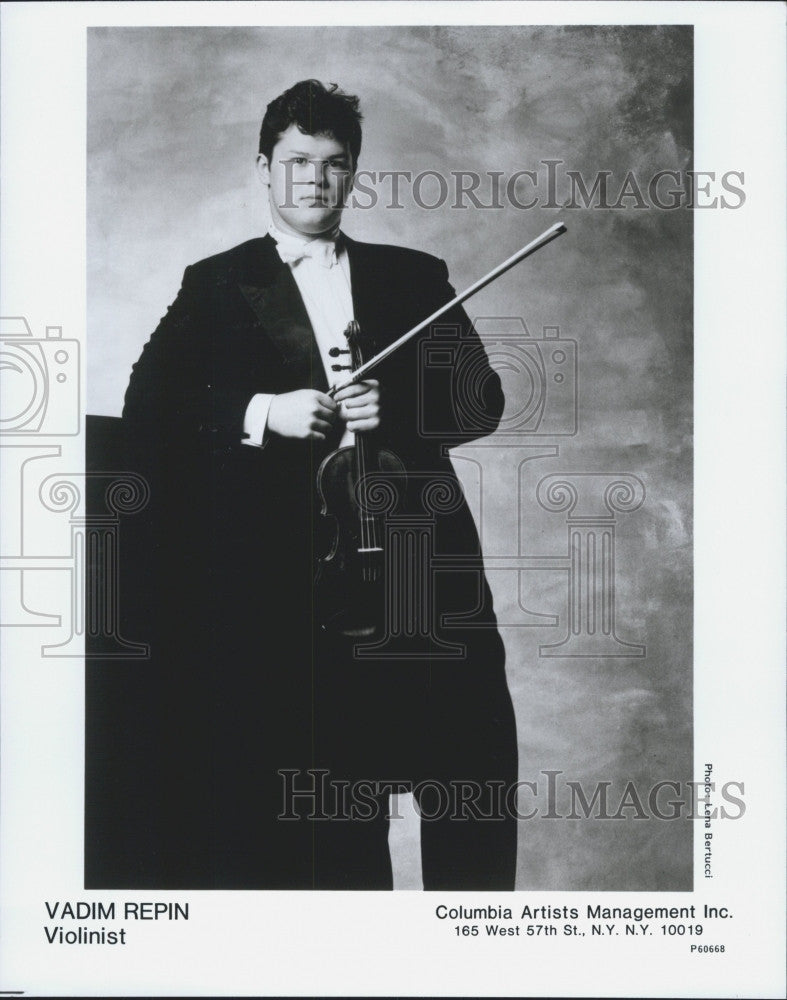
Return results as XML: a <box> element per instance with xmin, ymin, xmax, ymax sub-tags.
<box><xmin>88</xmin><ymin>25</ymin><xmax>693</xmax><ymax>890</ymax></box>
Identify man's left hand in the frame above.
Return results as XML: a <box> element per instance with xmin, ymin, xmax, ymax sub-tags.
<box><xmin>333</xmin><ymin>379</ymin><xmax>380</xmax><ymax>433</ymax></box>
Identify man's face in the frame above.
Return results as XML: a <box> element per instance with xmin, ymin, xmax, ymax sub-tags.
<box><xmin>257</xmin><ymin>124</ymin><xmax>354</xmax><ymax>237</ymax></box>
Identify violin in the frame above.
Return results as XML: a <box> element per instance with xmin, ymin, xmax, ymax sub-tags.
<box><xmin>313</xmin><ymin>222</ymin><xmax>568</xmax><ymax>639</ymax></box>
<box><xmin>315</xmin><ymin>320</ymin><xmax>406</xmax><ymax>639</ymax></box>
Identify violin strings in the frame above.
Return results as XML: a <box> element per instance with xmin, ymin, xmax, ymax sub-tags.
<box><xmin>348</xmin><ymin>320</ymin><xmax>374</xmax><ymax>582</ymax></box>
<box><xmin>346</xmin><ymin>318</ymin><xmax>388</xmax><ymax>586</ymax></box>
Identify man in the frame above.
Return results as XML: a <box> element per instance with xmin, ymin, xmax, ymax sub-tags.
<box><xmin>123</xmin><ymin>80</ymin><xmax>517</xmax><ymax>890</ymax></box>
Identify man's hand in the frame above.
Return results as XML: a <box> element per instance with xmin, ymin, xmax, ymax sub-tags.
<box><xmin>267</xmin><ymin>389</ymin><xmax>338</xmax><ymax>441</ymax></box>
<box><xmin>333</xmin><ymin>379</ymin><xmax>380</xmax><ymax>433</ymax></box>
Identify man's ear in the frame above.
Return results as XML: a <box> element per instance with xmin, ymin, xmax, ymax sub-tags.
<box><xmin>256</xmin><ymin>154</ymin><xmax>271</xmax><ymax>186</ymax></box>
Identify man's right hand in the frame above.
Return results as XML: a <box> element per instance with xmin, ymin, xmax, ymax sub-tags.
<box><xmin>267</xmin><ymin>389</ymin><xmax>338</xmax><ymax>441</ymax></box>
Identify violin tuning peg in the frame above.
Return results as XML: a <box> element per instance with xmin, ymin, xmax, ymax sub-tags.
<box><xmin>331</xmin><ymin>364</ymin><xmax>351</xmax><ymax>372</ymax></box>
<box><xmin>329</xmin><ymin>347</ymin><xmax>350</xmax><ymax>357</ymax></box>
<box><xmin>343</xmin><ymin>320</ymin><xmax>360</xmax><ymax>343</ymax></box>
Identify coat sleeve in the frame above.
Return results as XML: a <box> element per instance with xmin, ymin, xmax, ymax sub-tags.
<box><xmin>427</xmin><ymin>257</ymin><xmax>505</xmax><ymax>446</ymax></box>
<box><xmin>379</xmin><ymin>256</ymin><xmax>505</xmax><ymax>455</ymax></box>
<box><xmin>122</xmin><ymin>264</ymin><xmax>256</xmax><ymax>458</ymax></box>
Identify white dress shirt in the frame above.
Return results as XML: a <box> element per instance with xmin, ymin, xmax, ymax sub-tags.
<box><xmin>242</xmin><ymin>222</ymin><xmax>355</xmax><ymax>449</ymax></box>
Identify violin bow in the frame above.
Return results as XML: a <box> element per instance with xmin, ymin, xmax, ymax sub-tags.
<box><xmin>329</xmin><ymin>220</ymin><xmax>567</xmax><ymax>396</ymax></box>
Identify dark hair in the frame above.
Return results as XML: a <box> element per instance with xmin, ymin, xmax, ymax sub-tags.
<box><xmin>258</xmin><ymin>80</ymin><xmax>363</xmax><ymax>166</ymax></box>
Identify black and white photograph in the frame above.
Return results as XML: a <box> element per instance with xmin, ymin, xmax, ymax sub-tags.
<box><xmin>0</xmin><ymin>2</ymin><xmax>784</xmax><ymax>997</ymax></box>
<box><xmin>84</xmin><ymin>23</ymin><xmax>695</xmax><ymax>894</ymax></box>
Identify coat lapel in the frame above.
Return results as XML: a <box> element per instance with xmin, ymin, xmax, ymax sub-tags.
<box><xmin>237</xmin><ymin>235</ymin><xmax>327</xmax><ymax>392</ymax></box>
<box><xmin>343</xmin><ymin>235</ymin><xmax>383</xmax><ymax>362</ymax></box>
<box><xmin>236</xmin><ymin>234</ymin><xmax>386</xmax><ymax>391</ymax></box>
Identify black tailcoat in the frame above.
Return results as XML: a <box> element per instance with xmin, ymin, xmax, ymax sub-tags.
<box><xmin>122</xmin><ymin>234</ymin><xmax>517</xmax><ymax>888</ymax></box>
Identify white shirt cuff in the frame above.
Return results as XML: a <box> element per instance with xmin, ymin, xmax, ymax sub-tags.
<box><xmin>242</xmin><ymin>393</ymin><xmax>275</xmax><ymax>448</ymax></box>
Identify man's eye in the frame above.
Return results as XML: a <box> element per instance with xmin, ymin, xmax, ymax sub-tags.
<box><xmin>292</xmin><ymin>157</ymin><xmax>307</xmax><ymax>165</ymax></box>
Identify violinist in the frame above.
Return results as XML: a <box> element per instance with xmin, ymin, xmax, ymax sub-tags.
<box><xmin>123</xmin><ymin>79</ymin><xmax>518</xmax><ymax>890</ymax></box>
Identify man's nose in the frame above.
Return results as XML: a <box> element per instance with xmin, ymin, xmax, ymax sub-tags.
<box><xmin>310</xmin><ymin>160</ymin><xmax>329</xmax><ymax>186</ymax></box>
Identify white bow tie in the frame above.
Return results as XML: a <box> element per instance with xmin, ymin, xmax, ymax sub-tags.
<box><xmin>274</xmin><ymin>235</ymin><xmax>337</xmax><ymax>268</ymax></box>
